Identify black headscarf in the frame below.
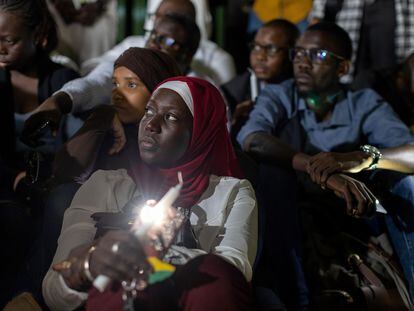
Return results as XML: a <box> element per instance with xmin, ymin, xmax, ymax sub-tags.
<box><xmin>114</xmin><ymin>47</ymin><xmax>182</xmax><ymax>92</ymax></box>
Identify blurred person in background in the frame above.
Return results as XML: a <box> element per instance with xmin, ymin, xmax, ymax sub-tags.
<box><xmin>222</xmin><ymin>19</ymin><xmax>299</xmax><ymax>138</ymax></box>
<box><xmin>47</xmin><ymin>0</ymin><xmax>117</xmax><ymax>68</ymax></box>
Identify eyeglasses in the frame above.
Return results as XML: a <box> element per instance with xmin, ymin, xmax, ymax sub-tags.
<box><xmin>146</xmin><ymin>30</ymin><xmax>181</xmax><ymax>51</ymax></box>
<box><xmin>289</xmin><ymin>47</ymin><xmax>345</xmax><ymax>64</ymax></box>
<box><xmin>249</xmin><ymin>42</ymin><xmax>286</xmax><ymax>57</ymax></box>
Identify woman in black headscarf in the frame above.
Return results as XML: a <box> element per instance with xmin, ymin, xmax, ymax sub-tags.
<box><xmin>53</xmin><ymin>47</ymin><xmax>182</xmax><ymax>184</ymax></box>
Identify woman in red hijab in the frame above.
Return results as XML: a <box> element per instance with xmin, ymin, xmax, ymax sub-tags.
<box><xmin>130</xmin><ymin>76</ymin><xmax>242</xmax><ymax>208</ymax></box>
<box><xmin>44</xmin><ymin>77</ymin><xmax>258</xmax><ymax>311</ymax></box>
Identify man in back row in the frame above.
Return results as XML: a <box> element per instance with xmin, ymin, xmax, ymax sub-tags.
<box><xmin>222</xmin><ymin>19</ymin><xmax>299</xmax><ymax>138</ymax></box>
<box><xmin>238</xmin><ymin>22</ymin><xmax>414</xmax><ymax>305</ymax></box>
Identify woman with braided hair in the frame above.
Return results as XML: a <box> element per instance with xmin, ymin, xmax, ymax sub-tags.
<box><xmin>0</xmin><ymin>0</ymin><xmax>81</xmax><ymax>197</ymax></box>
<box><xmin>0</xmin><ymin>0</ymin><xmax>80</xmax><ymax>307</ymax></box>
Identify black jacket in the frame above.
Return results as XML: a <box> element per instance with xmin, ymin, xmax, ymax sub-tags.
<box><xmin>0</xmin><ymin>56</ymin><xmax>79</xmax><ymax>197</ymax></box>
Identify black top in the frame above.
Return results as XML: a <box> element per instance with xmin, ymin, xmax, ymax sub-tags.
<box><xmin>352</xmin><ymin>68</ymin><xmax>414</xmax><ymax>127</ymax></box>
<box><xmin>221</xmin><ymin>71</ymin><xmax>253</xmax><ymax>140</ymax></box>
<box><xmin>53</xmin><ymin>105</ymin><xmax>139</xmax><ymax>185</ymax></box>
<box><xmin>0</xmin><ymin>55</ymin><xmax>79</xmax><ymax>197</ymax></box>
<box><xmin>221</xmin><ymin>71</ymin><xmax>252</xmax><ymax>115</ymax></box>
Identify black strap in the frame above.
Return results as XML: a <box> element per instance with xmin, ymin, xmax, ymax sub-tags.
<box><xmin>0</xmin><ymin>69</ymin><xmax>15</xmax><ymax>164</ymax></box>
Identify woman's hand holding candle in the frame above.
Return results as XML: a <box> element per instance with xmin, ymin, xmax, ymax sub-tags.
<box><xmin>54</xmin><ymin>231</ymin><xmax>148</xmax><ymax>292</ymax></box>
<box><xmin>93</xmin><ymin>172</ymin><xmax>183</xmax><ymax>292</ymax></box>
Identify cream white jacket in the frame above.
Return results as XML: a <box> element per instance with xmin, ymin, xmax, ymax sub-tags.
<box><xmin>43</xmin><ymin>169</ymin><xmax>258</xmax><ymax>310</ymax></box>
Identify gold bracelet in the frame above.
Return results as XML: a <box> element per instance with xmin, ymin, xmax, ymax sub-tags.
<box><xmin>82</xmin><ymin>245</ymin><xmax>97</xmax><ymax>283</ymax></box>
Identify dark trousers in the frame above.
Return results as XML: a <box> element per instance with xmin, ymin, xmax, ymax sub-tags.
<box><xmin>365</xmin><ymin>170</ymin><xmax>414</xmax><ymax>301</ymax></box>
<box><xmin>254</xmin><ymin>165</ymin><xmax>309</xmax><ymax>311</ymax></box>
<box><xmin>256</xmin><ymin>164</ymin><xmax>414</xmax><ymax>307</ymax></box>
<box><xmin>87</xmin><ymin>254</ymin><xmax>255</xmax><ymax>311</ymax></box>
<box><xmin>41</xmin><ymin>182</ymin><xmax>81</xmax><ymax>274</ymax></box>
<box><xmin>11</xmin><ymin>182</ymin><xmax>81</xmax><ymax>305</ymax></box>
<box><xmin>356</xmin><ymin>0</ymin><xmax>397</xmax><ymax>75</ymax></box>
<box><xmin>0</xmin><ymin>201</ymin><xmax>30</xmax><ymax>308</ymax></box>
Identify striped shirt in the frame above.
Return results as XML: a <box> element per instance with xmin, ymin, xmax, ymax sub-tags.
<box><xmin>309</xmin><ymin>0</ymin><xmax>414</xmax><ymax>82</ymax></box>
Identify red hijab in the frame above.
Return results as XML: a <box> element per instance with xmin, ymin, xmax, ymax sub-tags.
<box><xmin>130</xmin><ymin>76</ymin><xmax>241</xmax><ymax>209</ymax></box>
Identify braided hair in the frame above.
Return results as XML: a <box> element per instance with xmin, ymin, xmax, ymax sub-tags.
<box><xmin>0</xmin><ymin>0</ymin><xmax>58</xmax><ymax>54</ymax></box>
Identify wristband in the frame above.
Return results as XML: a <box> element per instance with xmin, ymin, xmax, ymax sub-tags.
<box><xmin>360</xmin><ymin>145</ymin><xmax>382</xmax><ymax>170</ymax></box>
<box><xmin>82</xmin><ymin>245</ymin><xmax>97</xmax><ymax>282</ymax></box>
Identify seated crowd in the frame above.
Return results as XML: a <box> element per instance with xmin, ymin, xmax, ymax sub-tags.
<box><xmin>1</xmin><ymin>0</ymin><xmax>414</xmax><ymax>310</ymax></box>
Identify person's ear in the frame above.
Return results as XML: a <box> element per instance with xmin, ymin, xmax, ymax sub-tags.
<box><xmin>337</xmin><ymin>60</ymin><xmax>350</xmax><ymax>78</ymax></box>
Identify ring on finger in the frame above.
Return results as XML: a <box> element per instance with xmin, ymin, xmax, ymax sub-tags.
<box><xmin>134</xmin><ymin>265</ymin><xmax>145</xmax><ymax>275</ymax></box>
<box><xmin>61</xmin><ymin>260</ymin><xmax>72</xmax><ymax>269</ymax></box>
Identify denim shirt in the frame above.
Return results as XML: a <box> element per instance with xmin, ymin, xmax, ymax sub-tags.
<box><xmin>237</xmin><ymin>79</ymin><xmax>414</xmax><ymax>155</ymax></box>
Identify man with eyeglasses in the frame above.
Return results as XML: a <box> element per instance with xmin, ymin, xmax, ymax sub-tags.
<box><xmin>144</xmin><ymin>0</ymin><xmax>212</xmax><ymax>44</ymax></box>
<box><xmin>222</xmin><ymin>19</ymin><xmax>299</xmax><ymax>138</ymax></box>
<box><xmin>142</xmin><ymin>0</ymin><xmax>234</xmax><ymax>85</ymax></box>
<box><xmin>145</xmin><ymin>14</ymin><xmax>200</xmax><ymax>77</ymax></box>
<box><xmin>238</xmin><ymin>22</ymin><xmax>414</xmax><ymax>307</ymax></box>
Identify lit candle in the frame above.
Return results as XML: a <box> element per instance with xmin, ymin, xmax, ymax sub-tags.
<box><xmin>248</xmin><ymin>68</ymin><xmax>258</xmax><ymax>101</ymax></box>
<box><xmin>93</xmin><ymin>172</ymin><xmax>183</xmax><ymax>292</ymax></box>
<box><xmin>375</xmin><ymin>199</ymin><xmax>387</xmax><ymax>214</ymax></box>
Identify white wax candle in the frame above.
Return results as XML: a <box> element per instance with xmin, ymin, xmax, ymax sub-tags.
<box><xmin>249</xmin><ymin>68</ymin><xmax>258</xmax><ymax>101</ymax></box>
